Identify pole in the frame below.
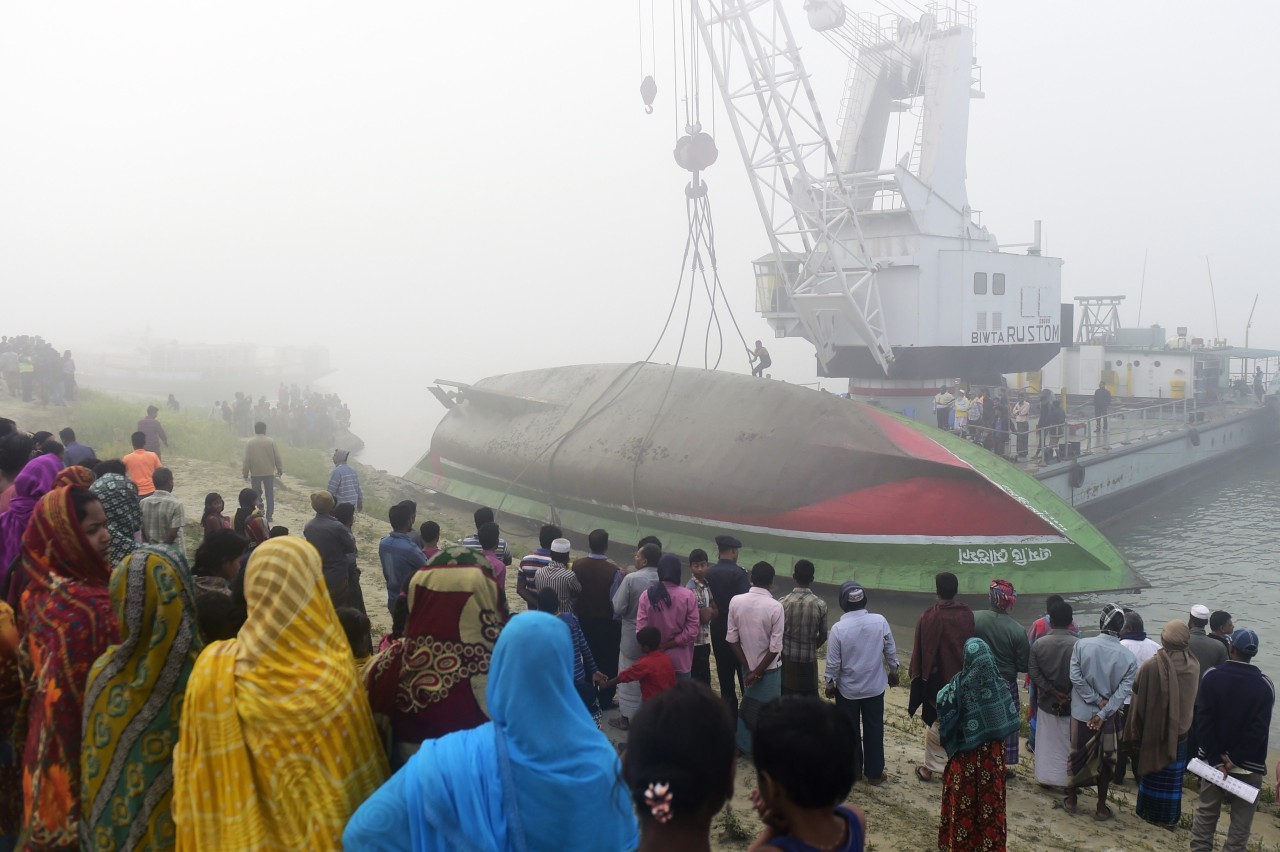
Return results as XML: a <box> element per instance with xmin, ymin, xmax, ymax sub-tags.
<box><xmin>1246</xmin><ymin>293</ymin><xmax>1259</xmax><ymax>348</ymax></box>
<box><xmin>1135</xmin><ymin>249</ymin><xmax>1148</xmax><ymax>326</ymax></box>
<box><xmin>1205</xmin><ymin>256</ymin><xmax>1221</xmax><ymax>341</ymax></box>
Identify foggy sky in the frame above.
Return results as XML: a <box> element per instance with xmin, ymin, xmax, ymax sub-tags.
<box><xmin>2</xmin><ymin>1</ymin><xmax>1276</xmax><ymax>471</ymax></box>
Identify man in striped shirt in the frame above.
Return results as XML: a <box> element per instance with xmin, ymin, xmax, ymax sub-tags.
<box><xmin>326</xmin><ymin>449</ymin><xmax>362</xmax><ymax>511</ymax></box>
<box><xmin>517</xmin><ymin>524</ymin><xmax>560</xmax><ymax>609</ymax></box>
<box><xmin>460</xmin><ymin>506</ymin><xmax>512</xmax><ymax>567</ymax></box>
<box><xmin>686</xmin><ymin>548</ymin><xmax>715</xmax><ymax>686</ymax></box>
<box><xmin>534</xmin><ymin>538</ymin><xmax>581</xmax><ymax>613</ymax></box>
<box><xmin>778</xmin><ymin>559</ymin><xmax>828</xmax><ymax>696</ymax></box>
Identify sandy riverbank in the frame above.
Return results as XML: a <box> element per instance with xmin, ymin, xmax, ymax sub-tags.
<box><xmin>6</xmin><ymin>394</ymin><xmax>1280</xmax><ymax>850</ymax></box>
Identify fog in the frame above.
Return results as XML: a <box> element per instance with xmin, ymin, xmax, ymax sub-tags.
<box><xmin>2</xmin><ymin>1</ymin><xmax>1276</xmax><ymax>473</ymax></box>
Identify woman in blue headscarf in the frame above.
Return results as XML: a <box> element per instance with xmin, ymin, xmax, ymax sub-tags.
<box><xmin>344</xmin><ymin>610</ymin><xmax>639</xmax><ymax>852</ymax></box>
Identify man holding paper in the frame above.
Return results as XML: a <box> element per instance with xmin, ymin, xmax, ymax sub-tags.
<box><xmin>1189</xmin><ymin>627</ymin><xmax>1274</xmax><ymax>852</ymax></box>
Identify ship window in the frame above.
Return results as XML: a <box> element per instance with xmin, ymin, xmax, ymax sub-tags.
<box><xmin>974</xmin><ymin>272</ymin><xmax>987</xmax><ymax>294</ymax></box>
<box><xmin>993</xmin><ymin>273</ymin><xmax>1006</xmax><ymax>295</ymax></box>
<box><xmin>1154</xmin><ymin>360</ymin><xmax>1161</xmax><ymax>367</ymax></box>
<box><xmin>976</xmin><ymin>312</ymin><xmax>987</xmax><ymax>331</ymax></box>
<box><xmin>992</xmin><ymin>312</ymin><xmax>1003</xmax><ymax>330</ymax></box>
<box><xmin>1115</xmin><ymin>360</ymin><xmax>1123</xmax><ymax>367</ymax></box>
<box><xmin>1134</xmin><ymin>360</ymin><xmax>1141</xmax><ymax>367</ymax></box>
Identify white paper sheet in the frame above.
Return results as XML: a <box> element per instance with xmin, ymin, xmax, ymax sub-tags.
<box><xmin>1185</xmin><ymin>757</ymin><xmax>1260</xmax><ymax>804</ymax></box>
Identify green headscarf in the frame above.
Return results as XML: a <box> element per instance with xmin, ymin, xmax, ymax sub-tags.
<box><xmin>936</xmin><ymin>637</ymin><xmax>1021</xmax><ymax>757</ymax></box>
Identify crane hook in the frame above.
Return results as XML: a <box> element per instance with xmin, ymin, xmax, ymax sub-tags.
<box><xmin>640</xmin><ymin>75</ymin><xmax>657</xmax><ymax>114</ymax></box>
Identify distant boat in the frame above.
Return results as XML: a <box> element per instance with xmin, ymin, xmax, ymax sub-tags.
<box><xmin>406</xmin><ymin>363</ymin><xmax>1140</xmax><ymax>595</ymax></box>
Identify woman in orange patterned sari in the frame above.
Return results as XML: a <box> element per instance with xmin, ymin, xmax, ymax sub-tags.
<box><xmin>15</xmin><ymin>467</ymin><xmax>119</xmax><ymax>849</ymax></box>
<box><xmin>364</xmin><ymin>546</ymin><xmax>504</xmax><ymax>767</ymax></box>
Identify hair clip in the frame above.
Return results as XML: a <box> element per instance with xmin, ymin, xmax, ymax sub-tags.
<box><xmin>644</xmin><ymin>781</ymin><xmax>673</xmax><ymax>824</ymax></box>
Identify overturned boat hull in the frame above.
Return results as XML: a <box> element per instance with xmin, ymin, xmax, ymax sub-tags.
<box><xmin>406</xmin><ymin>363</ymin><xmax>1140</xmax><ymax>595</ymax></box>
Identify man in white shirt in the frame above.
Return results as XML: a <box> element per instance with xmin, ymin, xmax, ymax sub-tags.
<box><xmin>933</xmin><ymin>386</ymin><xmax>955</xmax><ymax>430</ymax></box>
<box><xmin>825</xmin><ymin>581</ymin><xmax>899</xmax><ymax>785</ymax></box>
<box><xmin>727</xmin><ymin>561</ymin><xmax>784</xmax><ymax>756</ymax></box>
<box><xmin>1012</xmin><ymin>392</ymin><xmax>1032</xmax><ymax>459</ymax></box>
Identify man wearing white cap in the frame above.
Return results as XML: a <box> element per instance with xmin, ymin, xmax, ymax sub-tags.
<box><xmin>824</xmin><ymin>581</ymin><xmax>898</xmax><ymax>785</ymax></box>
<box><xmin>535</xmin><ymin>538</ymin><xmax>581</xmax><ymax>614</ymax></box>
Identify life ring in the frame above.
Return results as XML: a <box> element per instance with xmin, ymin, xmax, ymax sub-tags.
<box><xmin>1068</xmin><ymin>462</ymin><xmax>1086</xmax><ymax>489</ymax></box>
<box><xmin>1188</xmin><ymin>427</ymin><xmax>1201</xmax><ymax>447</ymax></box>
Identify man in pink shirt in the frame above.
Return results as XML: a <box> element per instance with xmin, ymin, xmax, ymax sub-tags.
<box><xmin>727</xmin><ymin>561</ymin><xmax>784</xmax><ymax>755</ymax></box>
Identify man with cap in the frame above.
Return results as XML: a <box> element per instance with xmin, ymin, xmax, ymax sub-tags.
<box><xmin>825</xmin><ymin>580</ymin><xmax>898</xmax><ymax>785</ymax></box>
<box><xmin>1187</xmin><ymin>603</ymin><xmax>1226</xmax><ymax>764</ymax></box>
<box><xmin>953</xmin><ymin>388</ymin><xmax>970</xmax><ymax>436</ymax></box>
<box><xmin>327</xmin><ymin>449</ymin><xmax>363</xmax><ymax>513</ymax></box>
<box><xmin>777</xmin><ymin>560</ymin><xmax>828</xmax><ymax>697</ymax></box>
<box><xmin>303</xmin><ymin>490</ymin><xmax>361</xmax><ymax>612</ymax></box>
<box><xmin>1062</xmin><ymin>603</ymin><xmax>1137</xmax><ymax>820</ymax></box>
<box><xmin>706</xmin><ymin>534</ymin><xmax>751</xmax><ymax>718</ymax></box>
<box><xmin>1188</xmin><ymin>604</ymin><xmax>1227</xmax><ymax>673</ymax></box>
<box><xmin>535</xmin><ymin>538</ymin><xmax>581</xmax><ymax>614</ymax></box>
<box><xmin>908</xmin><ymin>572</ymin><xmax>974</xmax><ymax>782</ymax></box>
<box><xmin>1190</xmin><ymin>627</ymin><xmax>1274</xmax><ymax>852</ymax></box>
<box><xmin>973</xmin><ymin>579</ymin><xmax>1030</xmax><ymax>776</ymax></box>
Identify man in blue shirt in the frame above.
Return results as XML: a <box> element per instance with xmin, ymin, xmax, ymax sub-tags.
<box><xmin>825</xmin><ymin>581</ymin><xmax>898</xmax><ymax>785</ymax></box>
<box><xmin>1190</xmin><ymin>627</ymin><xmax>1274</xmax><ymax>852</ymax></box>
<box><xmin>327</xmin><ymin>449</ymin><xmax>363</xmax><ymax>512</ymax></box>
<box><xmin>378</xmin><ymin>503</ymin><xmax>425</xmax><ymax>614</ymax></box>
<box><xmin>58</xmin><ymin>427</ymin><xmax>95</xmax><ymax>466</ymax></box>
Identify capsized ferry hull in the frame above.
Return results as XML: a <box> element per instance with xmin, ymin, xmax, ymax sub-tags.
<box><xmin>405</xmin><ymin>363</ymin><xmax>1141</xmax><ymax>595</ymax></box>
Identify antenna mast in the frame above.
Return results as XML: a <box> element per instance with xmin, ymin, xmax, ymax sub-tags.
<box><xmin>1205</xmin><ymin>256</ymin><xmax>1221</xmax><ymax>341</ymax></box>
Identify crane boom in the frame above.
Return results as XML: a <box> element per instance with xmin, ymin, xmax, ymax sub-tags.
<box><xmin>692</xmin><ymin>0</ymin><xmax>894</xmax><ymax>374</ymax></box>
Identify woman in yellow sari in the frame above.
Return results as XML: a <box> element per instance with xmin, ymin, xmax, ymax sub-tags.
<box><xmin>81</xmin><ymin>544</ymin><xmax>203</xmax><ymax>851</ymax></box>
<box><xmin>171</xmin><ymin>537</ymin><xmax>387</xmax><ymax>850</ymax></box>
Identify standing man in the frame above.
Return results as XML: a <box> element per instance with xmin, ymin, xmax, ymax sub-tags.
<box><xmin>1063</xmin><ymin>604</ymin><xmax>1137</xmax><ymax>821</ymax></box>
<box><xmin>1190</xmin><ymin>627</ymin><xmax>1273</xmax><ymax>852</ymax></box>
<box><xmin>706</xmin><ymin>534</ymin><xmax>751</xmax><ymax>718</ymax></box>
<box><xmin>610</xmin><ymin>542</ymin><xmax>661</xmax><ymax>731</ymax></box>
<box><xmin>378</xmin><ymin>503</ymin><xmax>426</xmax><ymax>615</ymax></box>
<box><xmin>242</xmin><ymin>422</ymin><xmax>284</xmax><ymax>525</ymax></box>
<box><xmin>326</xmin><ymin>449</ymin><xmax>362</xmax><ymax>514</ymax></box>
<box><xmin>749</xmin><ymin>340</ymin><xmax>772</xmax><ymax>378</ymax></box>
<box><xmin>1012</xmin><ymin>392</ymin><xmax>1031</xmax><ymax>459</ymax></box>
<box><xmin>1209</xmin><ymin>610</ymin><xmax>1234</xmax><ymax>650</ymax></box>
<box><xmin>137</xmin><ymin>405</ymin><xmax>170</xmax><ymax>458</ymax></box>
<box><xmin>461</xmin><ymin>507</ymin><xmax>512</xmax><ymax>567</ymax></box>
<box><xmin>972</xmin><ymin>579</ymin><xmax>1030</xmax><ymax>776</ymax></box>
<box><xmin>777</xmin><ymin>560</ymin><xmax>827</xmax><ymax>696</ymax></box>
<box><xmin>122</xmin><ymin>431</ymin><xmax>163</xmax><ymax>497</ymax></box>
<box><xmin>825</xmin><ymin>581</ymin><xmax>898</xmax><ymax>785</ymax></box>
<box><xmin>726</xmin><ymin>561</ymin><xmax>784</xmax><ymax>756</ymax></box>
<box><xmin>1187</xmin><ymin>603</ymin><xmax>1227</xmax><ymax>771</ymax></box>
<box><xmin>572</xmin><ymin>529</ymin><xmax>622</xmax><ymax>708</ymax></box>
<box><xmin>516</xmin><ymin>524</ymin><xmax>560</xmax><ymax>610</ymax></box>
<box><xmin>474</xmin><ymin>522</ymin><xmax>507</xmax><ymax>597</ymax></box>
<box><xmin>58</xmin><ymin>428</ymin><xmax>95</xmax><ymax>467</ymax></box>
<box><xmin>1114</xmin><ymin>609</ymin><xmax>1161</xmax><ymax>786</ymax></box>
<box><xmin>1028</xmin><ymin>600</ymin><xmax>1078</xmax><ymax>787</ymax></box>
<box><xmin>908</xmin><ymin>572</ymin><xmax>975</xmax><ymax>783</ymax></box>
<box><xmin>952</xmin><ymin>389</ymin><xmax>970</xmax><ymax>436</ymax></box>
<box><xmin>304</xmin><ymin>491</ymin><xmax>360</xmax><ymax>612</ymax></box>
<box><xmin>1255</xmin><ymin>366</ymin><xmax>1265</xmax><ymax>403</ymax></box>
<box><xmin>140</xmin><ymin>468</ymin><xmax>185</xmax><ymax>554</ymax></box>
<box><xmin>1093</xmin><ymin>381</ymin><xmax>1112</xmax><ymax>435</ymax></box>
<box><xmin>685</xmin><ymin>548</ymin><xmax>715</xmax><ymax>687</ymax></box>
<box><xmin>534</xmin><ymin>538</ymin><xmax>582</xmax><ymax>614</ymax></box>
<box><xmin>932</xmin><ymin>386</ymin><xmax>954</xmax><ymax>430</ymax></box>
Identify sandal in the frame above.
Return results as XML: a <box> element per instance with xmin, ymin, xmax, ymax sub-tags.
<box><xmin>607</xmin><ymin>717</ymin><xmax>629</xmax><ymax>731</ymax></box>
<box><xmin>1093</xmin><ymin>805</ymin><xmax>1115</xmax><ymax>822</ymax></box>
<box><xmin>914</xmin><ymin>766</ymin><xmax>934</xmax><ymax>783</ymax></box>
<box><xmin>1055</xmin><ymin>796</ymin><xmax>1078</xmax><ymax>815</ymax></box>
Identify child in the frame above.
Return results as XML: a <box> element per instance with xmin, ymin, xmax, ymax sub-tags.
<box><xmin>195</xmin><ymin>593</ymin><xmax>242</xmax><ymax>642</ymax></box>
<box><xmin>268</xmin><ymin>525</ymin><xmax>289</xmax><ymax>538</ymax></box>
<box><xmin>686</xmin><ymin>548</ymin><xmax>716</xmax><ymax>686</ymax></box>
<box><xmin>624</xmin><ymin>681</ymin><xmax>736</xmax><ymax>852</ymax></box>
<box><xmin>748</xmin><ymin>696</ymin><xmax>866</xmax><ymax>852</ymax></box>
<box><xmin>604</xmin><ymin>626</ymin><xmax>676</xmax><ymax>704</ymax></box>
<box><xmin>537</xmin><ymin>587</ymin><xmax>604</xmax><ymax>722</ymax></box>
<box><xmin>201</xmin><ymin>492</ymin><xmax>229</xmax><ymax>539</ymax></box>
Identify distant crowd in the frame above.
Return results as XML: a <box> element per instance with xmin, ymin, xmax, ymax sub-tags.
<box><xmin>211</xmin><ymin>383</ymin><xmax>352</xmax><ymax>449</ymax></box>
<box><xmin>0</xmin><ymin>335</ymin><xmax>76</xmax><ymax>407</ymax></box>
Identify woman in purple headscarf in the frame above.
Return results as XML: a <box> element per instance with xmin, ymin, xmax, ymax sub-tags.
<box><xmin>0</xmin><ymin>453</ymin><xmax>62</xmax><ymax>585</ymax></box>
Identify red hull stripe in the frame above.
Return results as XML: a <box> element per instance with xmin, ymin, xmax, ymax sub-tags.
<box><xmin>861</xmin><ymin>406</ymin><xmax>970</xmax><ymax>469</ymax></box>
<box><xmin>706</xmin><ymin>477</ymin><xmax>1058</xmax><ymax>537</ymax></box>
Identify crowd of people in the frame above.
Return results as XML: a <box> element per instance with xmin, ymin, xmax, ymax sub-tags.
<box><xmin>0</xmin><ymin>398</ymin><xmax>1273</xmax><ymax>850</ymax></box>
<box><xmin>211</xmin><ymin>383</ymin><xmax>352</xmax><ymax>450</ymax></box>
<box><xmin>933</xmin><ymin>384</ymin><xmax>1073</xmax><ymax>460</ymax></box>
<box><xmin>0</xmin><ymin>336</ymin><xmax>76</xmax><ymax>407</ymax></box>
